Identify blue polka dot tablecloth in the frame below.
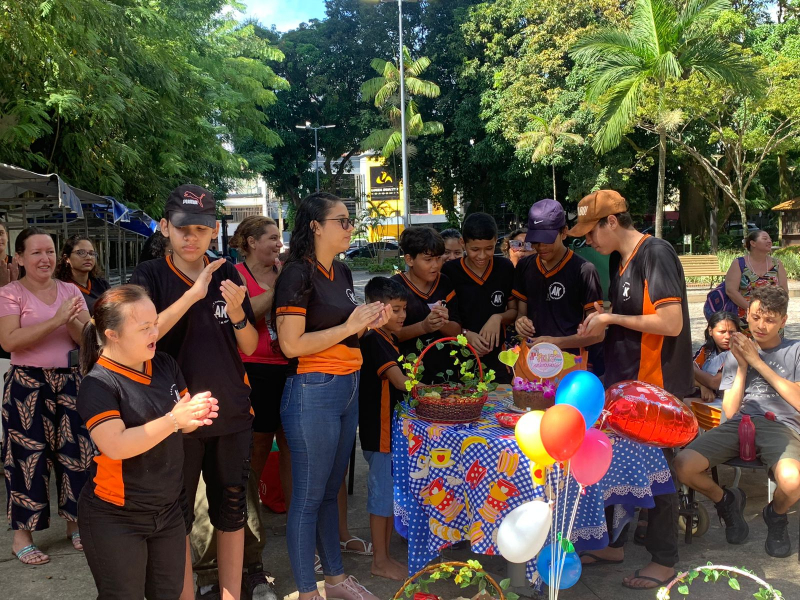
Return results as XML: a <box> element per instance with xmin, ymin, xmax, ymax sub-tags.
<box><xmin>392</xmin><ymin>387</ymin><xmax>675</xmax><ymax>581</ymax></box>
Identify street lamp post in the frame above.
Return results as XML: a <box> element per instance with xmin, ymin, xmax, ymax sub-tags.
<box><xmin>295</xmin><ymin>121</ymin><xmax>336</xmax><ymax>192</ymax></box>
<box><xmin>363</xmin><ymin>0</ymin><xmax>417</xmax><ymax>227</ymax></box>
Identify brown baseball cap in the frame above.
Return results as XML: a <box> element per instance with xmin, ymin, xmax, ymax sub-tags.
<box><xmin>566</xmin><ymin>189</ymin><xmax>628</xmax><ymax>237</ymax></box>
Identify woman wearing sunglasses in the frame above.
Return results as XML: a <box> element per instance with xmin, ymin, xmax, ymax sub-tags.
<box><xmin>501</xmin><ymin>228</ymin><xmax>536</xmax><ymax>267</ymax></box>
<box><xmin>56</xmin><ymin>235</ymin><xmax>110</xmax><ymax>315</ymax></box>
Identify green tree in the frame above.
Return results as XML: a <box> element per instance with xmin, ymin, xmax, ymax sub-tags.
<box><xmin>516</xmin><ymin>115</ymin><xmax>584</xmax><ymax>201</ymax></box>
<box><xmin>570</xmin><ymin>0</ymin><xmax>757</xmax><ymax>238</ymax></box>
<box><xmin>361</xmin><ymin>47</ymin><xmax>444</xmax><ymax>159</ymax></box>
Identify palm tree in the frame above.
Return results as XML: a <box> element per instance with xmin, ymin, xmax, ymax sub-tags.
<box><xmin>361</xmin><ymin>46</ymin><xmax>444</xmax><ymax>158</ymax></box>
<box><xmin>570</xmin><ymin>0</ymin><xmax>757</xmax><ymax>238</ymax></box>
<box><xmin>516</xmin><ymin>115</ymin><xmax>584</xmax><ymax>202</ymax></box>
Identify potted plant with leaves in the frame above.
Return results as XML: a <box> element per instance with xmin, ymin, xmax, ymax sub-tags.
<box><xmin>393</xmin><ymin>560</ymin><xmax>519</xmax><ymax>600</ymax></box>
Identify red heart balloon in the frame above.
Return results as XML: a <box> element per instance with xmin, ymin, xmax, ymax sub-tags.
<box><xmin>604</xmin><ymin>380</ymin><xmax>698</xmax><ymax>448</ymax></box>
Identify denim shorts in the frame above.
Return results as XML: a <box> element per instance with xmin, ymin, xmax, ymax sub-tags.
<box><xmin>362</xmin><ymin>450</ymin><xmax>393</xmax><ymax>518</ymax></box>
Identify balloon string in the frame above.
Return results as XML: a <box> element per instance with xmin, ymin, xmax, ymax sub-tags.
<box><xmin>554</xmin><ymin>462</ymin><xmax>572</xmax><ymax>598</ymax></box>
<box><xmin>556</xmin><ymin>481</ymin><xmax>583</xmax><ymax>593</ymax></box>
<box><xmin>550</xmin><ymin>462</ymin><xmax>558</xmax><ymax>600</ymax></box>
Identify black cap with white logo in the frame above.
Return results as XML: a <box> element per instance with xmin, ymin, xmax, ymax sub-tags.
<box><xmin>164</xmin><ymin>184</ymin><xmax>216</xmax><ymax>228</ymax></box>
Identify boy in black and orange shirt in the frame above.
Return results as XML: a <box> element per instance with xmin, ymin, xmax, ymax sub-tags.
<box><xmin>130</xmin><ymin>184</ymin><xmax>261</xmax><ymax>600</ymax></box>
<box><xmin>359</xmin><ymin>277</ymin><xmax>409</xmax><ymax>582</ymax></box>
<box><xmin>392</xmin><ymin>227</ymin><xmax>461</xmax><ymax>384</ymax></box>
<box><xmin>443</xmin><ymin>213</ymin><xmax>516</xmax><ymax>383</ymax></box>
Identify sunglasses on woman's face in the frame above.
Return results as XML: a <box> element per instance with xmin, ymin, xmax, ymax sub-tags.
<box><xmin>509</xmin><ymin>240</ymin><xmax>533</xmax><ymax>252</ymax></box>
<box><xmin>72</xmin><ymin>249</ymin><xmax>98</xmax><ymax>258</ymax></box>
<box><xmin>320</xmin><ymin>217</ymin><xmax>355</xmax><ymax>230</ymax></box>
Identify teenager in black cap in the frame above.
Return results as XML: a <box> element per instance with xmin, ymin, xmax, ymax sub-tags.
<box><xmin>512</xmin><ymin>199</ymin><xmax>604</xmax><ymax>372</ymax></box>
<box><xmin>574</xmin><ymin>189</ymin><xmax>691</xmax><ymax>591</ymax></box>
<box><xmin>442</xmin><ymin>213</ymin><xmax>516</xmax><ymax>383</ymax></box>
<box><xmin>129</xmin><ymin>184</ymin><xmax>259</xmax><ymax>600</ymax></box>
<box><xmin>77</xmin><ymin>284</ymin><xmax>219</xmax><ymax>600</ymax></box>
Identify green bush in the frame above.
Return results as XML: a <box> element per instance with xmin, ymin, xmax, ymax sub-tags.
<box><xmin>686</xmin><ymin>247</ymin><xmax>800</xmax><ymax>283</ymax></box>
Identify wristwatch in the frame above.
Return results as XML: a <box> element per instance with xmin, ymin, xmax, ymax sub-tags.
<box><xmin>232</xmin><ymin>316</ymin><xmax>248</xmax><ymax>330</ymax></box>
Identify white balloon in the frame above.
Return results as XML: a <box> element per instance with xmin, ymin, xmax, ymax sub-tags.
<box><xmin>496</xmin><ymin>501</ymin><xmax>553</xmax><ymax>563</ymax></box>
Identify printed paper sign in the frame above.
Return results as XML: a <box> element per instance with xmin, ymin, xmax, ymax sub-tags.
<box><xmin>526</xmin><ymin>343</ymin><xmax>564</xmax><ymax>378</ymax></box>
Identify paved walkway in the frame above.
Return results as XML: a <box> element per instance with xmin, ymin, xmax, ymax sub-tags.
<box><xmin>2</xmin><ymin>284</ymin><xmax>800</xmax><ymax>599</ymax></box>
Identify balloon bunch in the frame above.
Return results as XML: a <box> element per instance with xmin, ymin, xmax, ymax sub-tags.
<box><xmin>497</xmin><ymin>371</ymin><xmax>613</xmax><ymax>598</ymax></box>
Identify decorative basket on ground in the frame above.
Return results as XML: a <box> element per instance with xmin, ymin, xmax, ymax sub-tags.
<box><xmin>393</xmin><ymin>561</ymin><xmax>511</xmax><ymax>600</ymax></box>
<box><xmin>405</xmin><ymin>336</ymin><xmax>495</xmax><ymax>424</ymax></box>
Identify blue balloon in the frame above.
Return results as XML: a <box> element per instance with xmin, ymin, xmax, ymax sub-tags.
<box><xmin>555</xmin><ymin>370</ymin><xmax>605</xmax><ymax>428</ymax></box>
<box><xmin>536</xmin><ymin>543</ymin><xmax>582</xmax><ymax>589</ymax></box>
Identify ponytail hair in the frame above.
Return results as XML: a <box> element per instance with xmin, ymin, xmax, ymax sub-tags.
<box><xmin>230</xmin><ymin>215</ymin><xmax>277</xmax><ymax>255</ymax></box>
<box><xmin>80</xmin><ymin>285</ymin><xmax>151</xmax><ymax>375</ymax></box>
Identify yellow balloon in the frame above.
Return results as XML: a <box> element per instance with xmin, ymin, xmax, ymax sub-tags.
<box><xmin>514</xmin><ymin>411</ymin><xmax>556</xmax><ymax>466</ymax></box>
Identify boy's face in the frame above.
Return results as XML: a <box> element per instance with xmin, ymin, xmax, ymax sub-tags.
<box><xmin>585</xmin><ymin>220</ymin><xmax>620</xmax><ymax>256</ymax></box>
<box><xmin>532</xmin><ymin>231</ymin><xmax>567</xmax><ymax>263</ymax></box>
<box><xmin>405</xmin><ymin>251</ymin><xmax>442</xmax><ymax>283</ymax></box>
<box><xmin>383</xmin><ymin>299</ymin><xmax>407</xmax><ymax>332</ymax></box>
<box><xmin>160</xmin><ymin>219</ymin><xmax>219</xmax><ymax>264</ymax></box>
<box><xmin>464</xmin><ymin>238</ymin><xmax>495</xmax><ymax>270</ymax></box>
<box><xmin>747</xmin><ymin>300</ymin><xmax>787</xmax><ymax>344</ymax></box>
<box><xmin>442</xmin><ymin>238</ymin><xmax>464</xmax><ymax>262</ymax></box>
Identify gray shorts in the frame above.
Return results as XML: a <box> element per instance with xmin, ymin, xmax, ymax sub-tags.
<box><xmin>685</xmin><ymin>415</ymin><xmax>800</xmax><ymax>470</ymax></box>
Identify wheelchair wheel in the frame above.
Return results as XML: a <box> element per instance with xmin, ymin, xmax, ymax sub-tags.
<box><xmin>678</xmin><ymin>502</ymin><xmax>710</xmax><ymax>537</ymax></box>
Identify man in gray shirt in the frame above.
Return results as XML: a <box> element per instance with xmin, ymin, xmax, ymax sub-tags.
<box><xmin>676</xmin><ymin>286</ymin><xmax>800</xmax><ymax>558</ymax></box>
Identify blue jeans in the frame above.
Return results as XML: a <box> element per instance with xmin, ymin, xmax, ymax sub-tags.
<box><xmin>280</xmin><ymin>372</ymin><xmax>359</xmax><ymax>594</ymax></box>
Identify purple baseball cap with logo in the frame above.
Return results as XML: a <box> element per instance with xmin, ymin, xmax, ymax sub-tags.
<box><xmin>525</xmin><ymin>199</ymin><xmax>566</xmax><ymax>244</ymax></box>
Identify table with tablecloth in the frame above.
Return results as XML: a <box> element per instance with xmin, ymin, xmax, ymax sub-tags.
<box><xmin>392</xmin><ymin>387</ymin><xmax>675</xmax><ymax>580</ymax></box>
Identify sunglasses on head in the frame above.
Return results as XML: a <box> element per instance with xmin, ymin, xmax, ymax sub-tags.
<box><xmin>509</xmin><ymin>240</ymin><xmax>533</xmax><ymax>252</ymax></box>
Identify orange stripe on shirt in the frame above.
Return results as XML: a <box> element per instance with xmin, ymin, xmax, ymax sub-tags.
<box><xmin>377</xmin><ymin>361</ymin><xmax>397</xmax><ymax>377</ymax></box>
<box><xmin>276</xmin><ymin>306</ymin><xmax>307</xmax><ymax>316</ymax></box>
<box><xmin>86</xmin><ymin>410</ymin><xmax>121</xmax><ymax>431</ymax></box>
<box><xmin>445</xmin><ymin>290</ymin><xmax>456</xmax><ymax>303</ymax></box>
<box><xmin>93</xmin><ymin>453</ymin><xmax>125</xmax><ymax>506</ymax></box>
<box><xmin>653</xmin><ymin>297</ymin><xmax>681</xmax><ymax>308</ymax></box>
<box><xmin>297</xmin><ymin>344</ymin><xmax>362</xmax><ymax>375</ymax></box>
<box><xmin>638</xmin><ymin>280</ymin><xmax>665</xmax><ymax>388</ymax></box>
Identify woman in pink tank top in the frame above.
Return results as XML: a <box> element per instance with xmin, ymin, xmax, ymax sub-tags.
<box><xmin>230</xmin><ymin>216</ymin><xmax>291</xmax><ymax>500</ymax></box>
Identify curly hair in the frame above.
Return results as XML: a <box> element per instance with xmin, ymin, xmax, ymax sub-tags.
<box><xmin>139</xmin><ymin>232</ymin><xmax>171</xmax><ymax>262</ymax></box>
<box><xmin>55</xmin><ymin>234</ymin><xmax>101</xmax><ymax>282</ymax></box>
<box><xmin>501</xmin><ymin>229</ymin><xmax>527</xmax><ymax>257</ymax></box>
<box><xmin>230</xmin><ymin>215</ymin><xmax>278</xmax><ymax>255</ymax></box>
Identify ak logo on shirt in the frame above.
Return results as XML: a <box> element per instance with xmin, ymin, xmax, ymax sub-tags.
<box><xmin>212</xmin><ymin>300</ymin><xmax>230</xmax><ymax>324</ymax></box>
<box><xmin>170</xmin><ymin>384</ymin><xmax>181</xmax><ymax>403</ymax></box>
<box><xmin>548</xmin><ymin>282</ymin><xmax>566</xmax><ymax>301</ymax></box>
<box><xmin>490</xmin><ymin>290</ymin><xmax>505</xmax><ymax>307</ymax></box>
<box><xmin>622</xmin><ymin>281</ymin><xmax>632</xmax><ymax>301</ymax></box>
<box><xmin>346</xmin><ymin>289</ymin><xmax>358</xmax><ymax>305</ymax></box>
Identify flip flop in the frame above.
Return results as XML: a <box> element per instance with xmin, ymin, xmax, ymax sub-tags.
<box><xmin>13</xmin><ymin>544</ymin><xmax>50</xmax><ymax>565</ymax></box>
<box><xmin>579</xmin><ymin>552</ymin><xmax>624</xmax><ymax>567</ymax></box>
<box><xmin>340</xmin><ymin>536</ymin><xmax>373</xmax><ymax>556</ymax></box>
<box><xmin>621</xmin><ymin>569</ymin><xmax>676</xmax><ymax>590</ymax></box>
<box><xmin>67</xmin><ymin>531</ymin><xmax>83</xmax><ymax>552</ymax></box>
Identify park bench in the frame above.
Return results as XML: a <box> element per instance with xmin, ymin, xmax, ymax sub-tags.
<box><xmin>679</xmin><ymin>255</ymin><xmax>726</xmax><ymax>288</ymax></box>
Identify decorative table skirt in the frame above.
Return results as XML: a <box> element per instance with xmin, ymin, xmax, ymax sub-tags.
<box><xmin>392</xmin><ymin>387</ymin><xmax>675</xmax><ymax>580</ymax></box>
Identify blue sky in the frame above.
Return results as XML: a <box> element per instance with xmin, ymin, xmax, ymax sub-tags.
<box><xmin>240</xmin><ymin>0</ymin><xmax>327</xmax><ymax>31</ymax></box>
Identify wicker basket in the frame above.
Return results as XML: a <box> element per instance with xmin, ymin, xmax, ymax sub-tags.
<box><xmin>393</xmin><ymin>561</ymin><xmax>506</xmax><ymax>600</ymax></box>
<box><xmin>512</xmin><ymin>387</ymin><xmax>553</xmax><ymax>411</ymax></box>
<box><xmin>411</xmin><ymin>337</ymin><xmax>488</xmax><ymax>424</ymax></box>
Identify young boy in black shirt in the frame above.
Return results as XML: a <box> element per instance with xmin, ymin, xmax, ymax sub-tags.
<box><xmin>359</xmin><ymin>277</ymin><xmax>409</xmax><ymax>582</ymax></box>
<box><xmin>392</xmin><ymin>227</ymin><xmax>461</xmax><ymax>384</ymax></box>
<box><xmin>442</xmin><ymin>213</ymin><xmax>516</xmax><ymax>383</ymax></box>
<box><xmin>129</xmin><ymin>184</ymin><xmax>259</xmax><ymax>600</ymax></box>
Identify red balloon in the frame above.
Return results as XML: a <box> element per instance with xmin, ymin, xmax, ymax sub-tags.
<box><xmin>540</xmin><ymin>404</ymin><xmax>586</xmax><ymax>460</ymax></box>
<box><xmin>604</xmin><ymin>380</ymin><xmax>698</xmax><ymax>448</ymax></box>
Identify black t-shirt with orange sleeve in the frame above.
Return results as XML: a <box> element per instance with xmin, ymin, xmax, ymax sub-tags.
<box><xmin>274</xmin><ymin>260</ymin><xmax>362</xmax><ymax>376</ymax></box>
<box><xmin>359</xmin><ymin>328</ymin><xmax>403</xmax><ymax>453</ymax></box>
<box><xmin>77</xmin><ymin>352</ymin><xmax>188</xmax><ymax>511</ymax></box>
<box><xmin>442</xmin><ymin>256</ymin><xmax>515</xmax><ymax>383</ymax></box>
<box><xmin>605</xmin><ymin>235</ymin><xmax>693</xmax><ymax>398</ymax></box>
<box><xmin>391</xmin><ymin>272</ymin><xmax>460</xmax><ymax>385</ymax></box>
<box><xmin>70</xmin><ymin>275</ymin><xmax>110</xmax><ymax>316</ymax></box>
<box><xmin>129</xmin><ymin>255</ymin><xmax>255</xmax><ymax>437</ymax></box>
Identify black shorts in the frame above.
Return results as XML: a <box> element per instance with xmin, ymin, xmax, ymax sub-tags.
<box><xmin>184</xmin><ymin>429</ymin><xmax>253</xmax><ymax>532</ymax></box>
<box><xmin>79</xmin><ymin>489</ymin><xmax>186</xmax><ymax>600</ymax></box>
<box><xmin>244</xmin><ymin>362</ymin><xmax>288</xmax><ymax>434</ymax></box>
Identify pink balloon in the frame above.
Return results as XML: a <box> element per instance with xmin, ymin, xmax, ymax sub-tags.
<box><xmin>570</xmin><ymin>428</ymin><xmax>613</xmax><ymax>486</ymax></box>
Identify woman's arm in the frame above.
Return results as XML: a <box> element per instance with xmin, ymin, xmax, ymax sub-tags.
<box><xmin>277</xmin><ymin>302</ymin><xmax>385</xmax><ymax>358</ymax></box>
<box><xmin>0</xmin><ymin>297</ymin><xmax>82</xmax><ymax>352</ymax></box>
<box><xmin>250</xmin><ymin>288</ymin><xmax>274</xmax><ymax>323</ymax></box>
<box><xmin>724</xmin><ymin>259</ymin><xmax>749</xmax><ymax>310</ymax></box>
<box><xmin>67</xmin><ymin>310</ymin><xmax>91</xmax><ymax>345</ymax></box>
<box><xmin>776</xmin><ymin>259</ymin><xmax>788</xmax><ymax>293</ymax></box>
<box><xmin>89</xmin><ymin>392</ymin><xmax>218</xmax><ymax>461</ymax></box>
<box><xmin>693</xmin><ymin>363</ymin><xmax>722</xmax><ymax>391</ymax></box>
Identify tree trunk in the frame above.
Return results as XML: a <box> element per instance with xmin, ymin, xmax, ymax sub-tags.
<box><xmin>778</xmin><ymin>153</ymin><xmax>795</xmax><ymax>202</ymax></box>
<box><xmin>710</xmin><ymin>201</ymin><xmax>719</xmax><ymax>254</ymax></box>
<box><xmin>736</xmin><ymin>195</ymin><xmax>748</xmax><ymax>248</ymax></box>
<box><xmin>552</xmin><ymin>164</ymin><xmax>557</xmax><ymax>202</ymax></box>
<box><xmin>655</xmin><ymin>127</ymin><xmax>667</xmax><ymax>239</ymax></box>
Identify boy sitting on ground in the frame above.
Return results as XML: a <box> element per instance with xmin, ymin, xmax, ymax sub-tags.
<box><xmin>676</xmin><ymin>285</ymin><xmax>800</xmax><ymax>558</ymax></box>
<box><xmin>358</xmin><ymin>277</ymin><xmax>410</xmax><ymax>580</ymax></box>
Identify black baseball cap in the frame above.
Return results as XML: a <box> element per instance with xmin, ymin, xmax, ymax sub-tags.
<box><xmin>164</xmin><ymin>184</ymin><xmax>216</xmax><ymax>228</ymax></box>
<box><xmin>525</xmin><ymin>199</ymin><xmax>566</xmax><ymax>244</ymax></box>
